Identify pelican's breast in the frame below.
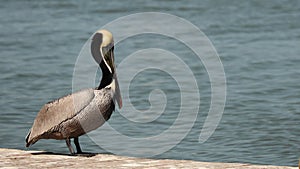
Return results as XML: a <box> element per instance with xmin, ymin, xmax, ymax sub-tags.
<box><xmin>63</xmin><ymin>88</ymin><xmax>115</xmax><ymax>137</ymax></box>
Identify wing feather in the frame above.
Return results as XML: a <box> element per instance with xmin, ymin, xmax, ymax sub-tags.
<box><xmin>26</xmin><ymin>88</ymin><xmax>94</xmax><ymax>146</ymax></box>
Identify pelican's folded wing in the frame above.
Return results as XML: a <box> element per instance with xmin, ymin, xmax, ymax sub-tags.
<box><xmin>26</xmin><ymin>88</ymin><xmax>94</xmax><ymax>146</ymax></box>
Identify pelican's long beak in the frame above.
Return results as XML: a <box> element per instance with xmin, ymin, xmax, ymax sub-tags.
<box><xmin>109</xmin><ymin>49</ymin><xmax>122</xmax><ymax>109</ymax></box>
<box><xmin>114</xmin><ymin>74</ymin><xmax>122</xmax><ymax>109</ymax></box>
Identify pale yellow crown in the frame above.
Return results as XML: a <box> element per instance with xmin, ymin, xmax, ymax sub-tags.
<box><xmin>96</xmin><ymin>29</ymin><xmax>113</xmax><ymax>47</ymax></box>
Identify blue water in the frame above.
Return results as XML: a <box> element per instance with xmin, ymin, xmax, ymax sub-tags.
<box><xmin>1</xmin><ymin>0</ymin><xmax>299</xmax><ymax>167</ymax></box>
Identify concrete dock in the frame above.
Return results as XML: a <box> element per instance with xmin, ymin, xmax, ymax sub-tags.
<box><xmin>0</xmin><ymin>148</ymin><xmax>297</xmax><ymax>169</ymax></box>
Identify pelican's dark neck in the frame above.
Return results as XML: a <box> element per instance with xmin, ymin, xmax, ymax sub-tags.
<box><xmin>91</xmin><ymin>32</ymin><xmax>113</xmax><ymax>90</ymax></box>
<box><xmin>97</xmin><ymin>61</ymin><xmax>113</xmax><ymax>90</ymax></box>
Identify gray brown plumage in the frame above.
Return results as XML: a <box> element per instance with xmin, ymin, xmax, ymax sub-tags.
<box><xmin>25</xmin><ymin>30</ymin><xmax>122</xmax><ymax>154</ymax></box>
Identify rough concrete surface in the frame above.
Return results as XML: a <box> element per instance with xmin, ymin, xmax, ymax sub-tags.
<box><xmin>0</xmin><ymin>148</ymin><xmax>297</xmax><ymax>169</ymax></box>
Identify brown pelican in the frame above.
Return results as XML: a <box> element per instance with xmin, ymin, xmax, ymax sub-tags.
<box><xmin>25</xmin><ymin>29</ymin><xmax>122</xmax><ymax>154</ymax></box>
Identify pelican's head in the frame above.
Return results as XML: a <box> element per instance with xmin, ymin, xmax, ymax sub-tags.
<box><xmin>91</xmin><ymin>29</ymin><xmax>122</xmax><ymax>109</ymax></box>
<box><xmin>91</xmin><ymin>29</ymin><xmax>115</xmax><ymax>73</ymax></box>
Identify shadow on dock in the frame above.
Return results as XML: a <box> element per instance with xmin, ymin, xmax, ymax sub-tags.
<box><xmin>31</xmin><ymin>151</ymin><xmax>98</xmax><ymax>157</ymax></box>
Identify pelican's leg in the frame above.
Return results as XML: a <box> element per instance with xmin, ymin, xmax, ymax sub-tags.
<box><xmin>66</xmin><ymin>138</ymin><xmax>75</xmax><ymax>155</ymax></box>
<box><xmin>74</xmin><ymin>137</ymin><xmax>82</xmax><ymax>154</ymax></box>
